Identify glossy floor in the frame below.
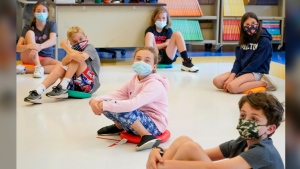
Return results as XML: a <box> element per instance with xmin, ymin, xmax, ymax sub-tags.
<box><xmin>17</xmin><ymin>58</ymin><xmax>285</xmax><ymax>169</ymax></box>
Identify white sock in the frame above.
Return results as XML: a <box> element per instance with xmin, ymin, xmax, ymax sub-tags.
<box><xmin>60</xmin><ymin>78</ymin><xmax>71</xmax><ymax>90</ymax></box>
<box><xmin>35</xmin><ymin>84</ymin><xmax>46</xmax><ymax>95</ymax></box>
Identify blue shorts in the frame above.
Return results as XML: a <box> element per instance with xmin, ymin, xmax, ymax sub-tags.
<box><xmin>103</xmin><ymin>109</ymin><xmax>162</xmax><ymax>136</ymax></box>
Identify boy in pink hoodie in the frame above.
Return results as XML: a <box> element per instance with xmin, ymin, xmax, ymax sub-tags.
<box><xmin>89</xmin><ymin>46</ymin><xmax>169</xmax><ymax>151</ymax></box>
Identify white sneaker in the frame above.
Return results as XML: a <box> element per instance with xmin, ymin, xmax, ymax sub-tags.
<box><xmin>16</xmin><ymin>64</ymin><xmax>26</xmax><ymax>74</ymax></box>
<box><xmin>181</xmin><ymin>58</ymin><xmax>199</xmax><ymax>72</ymax></box>
<box><xmin>260</xmin><ymin>74</ymin><xmax>277</xmax><ymax>91</ymax></box>
<box><xmin>33</xmin><ymin>66</ymin><xmax>44</xmax><ymax>78</ymax></box>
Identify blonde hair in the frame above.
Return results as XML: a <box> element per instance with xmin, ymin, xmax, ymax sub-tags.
<box><xmin>133</xmin><ymin>46</ymin><xmax>159</xmax><ymax>73</ymax></box>
<box><xmin>150</xmin><ymin>7</ymin><xmax>172</xmax><ymax>29</ymax></box>
<box><xmin>67</xmin><ymin>26</ymin><xmax>86</xmax><ymax>40</ymax></box>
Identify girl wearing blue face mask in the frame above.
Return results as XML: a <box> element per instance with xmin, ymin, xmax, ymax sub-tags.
<box><xmin>144</xmin><ymin>7</ymin><xmax>199</xmax><ymax>73</ymax></box>
<box><xmin>89</xmin><ymin>46</ymin><xmax>170</xmax><ymax>151</ymax></box>
<box><xmin>16</xmin><ymin>1</ymin><xmax>59</xmax><ymax>78</ymax></box>
<box><xmin>213</xmin><ymin>12</ymin><xmax>277</xmax><ymax>94</ymax></box>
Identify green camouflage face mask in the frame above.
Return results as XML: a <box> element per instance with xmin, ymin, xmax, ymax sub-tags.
<box><xmin>236</xmin><ymin>119</ymin><xmax>268</xmax><ymax>140</ymax></box>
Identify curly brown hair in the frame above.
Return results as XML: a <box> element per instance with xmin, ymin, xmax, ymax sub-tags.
<box><xmin>238</xmin><ymin>92</ymin><xmax>284</xmax><ymax>137</ymax></box>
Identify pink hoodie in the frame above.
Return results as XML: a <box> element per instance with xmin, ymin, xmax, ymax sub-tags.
<box><xmin>94</xmin><ymin>73</ymin><xmax>169</xmax><ymax>132</ymax></box>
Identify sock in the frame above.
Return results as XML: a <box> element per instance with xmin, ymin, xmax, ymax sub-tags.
<box><xmin>60</xmin><ymin>78</ymin><xmax>71</xmax><ymax>90</ymax></box>
<box><xmin>35</xmin><ymin>84</ymin><xmax>46</xmax><ymax>95</ymax></box>
<box><xmin>180</xmin><ymin>51</ymin><xmax>189</xmax><ymax>61</ymax></box>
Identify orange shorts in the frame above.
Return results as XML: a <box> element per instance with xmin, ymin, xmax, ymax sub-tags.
<box><xmin>21</xmin><ymin>56</ymin><xmax>47</xmax><ymax>68</ymax></box>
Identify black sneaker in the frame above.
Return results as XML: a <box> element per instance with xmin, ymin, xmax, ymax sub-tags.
<box><xmin>24</xmin><ymin>90</ymin><xmax>42</xmax><ymax>104</ymax></box>
<box><xmin>135</xmin><ymin>135</ymin><xmax>161</xmax><ymax>151</ymax></box>
<box><xmin>46</xmin><ymin>85</ymin><xmax>68</xmax><ymax>98</ymax></box>
<box><xmin>181</xmin><ymin>58</ymin><xmax>199</xmax><ymax>72</ymax></box>
<box><xmin>97</xmin><ymin>124</ymin><xmax>124</xmax><ymax>135</ymax></box>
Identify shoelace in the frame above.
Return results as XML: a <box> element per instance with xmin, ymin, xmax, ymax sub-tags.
<box><xmin>51</xmin><ymin>86</ymin><xmax>61</xmax><ymax>93</ymax></box>
<box><xmin>34</xmin><ymin>66</ymin><xmax>42</xmax><ymax>74</ymax></box>
<box><xmin>29</xmin><ymin>90</ymin><xmax>38</xmax><ymax>96</ymax></box>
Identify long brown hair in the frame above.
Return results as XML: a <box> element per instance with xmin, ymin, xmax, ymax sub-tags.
<box><xmin>150</xmin><ymin>7</ymin><xmax>172</xmax><ymax>29</ymax></box>
<box><xmin>30</xmin><ymin>1</ymin><xmax>49</xmax><ymax>30</ymax></box>
<box><xmin>238</xmin><ymin>12</ymin><xmax>262</xmax><ymax>46</ymax></box>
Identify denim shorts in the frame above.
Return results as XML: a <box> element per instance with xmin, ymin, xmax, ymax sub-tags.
<box><xmin>103</xmin><ymin>109</ymin><xmax>162</xmax><ymax>136</ymax></box>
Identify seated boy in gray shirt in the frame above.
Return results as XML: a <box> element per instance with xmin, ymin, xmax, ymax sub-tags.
<box><xmin>146</xmin><ymin>92</ymin><xmax>284</xmax><ymax>169</ymax></box>
<box><xmin>24</xmin><ymin>26</ymin><xmax>100</xmax><ymax>103</ymax></box>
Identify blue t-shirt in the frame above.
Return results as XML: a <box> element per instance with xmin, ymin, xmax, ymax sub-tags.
<box><xmin>145</xmin><ymin>25</ymin><xmax>173</xmax><ymax>44</ymax></box>
<box><xmin>219</xmin><ymin>137</ymin><xmax>284</xmax><ymax>169</ymax></box>
<box><xmin>21</xmin><ymin>20</ymin><xmax>57</xmax><ymax>58</ymax></box>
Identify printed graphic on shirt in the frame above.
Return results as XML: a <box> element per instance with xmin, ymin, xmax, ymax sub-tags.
<box><xmin>155</xmin><ymin>35</ymin><xmax>167</xmax><ymax>44</ymax></box>
<box><xmin>35</xmin><ymin>34</ymin><xmax>48</xmax><ymax>42</ymax></box>
<box><xmin>240</xmin><ymin>43</ymin><xmax>258</xmax><ymax>50</ymax></box>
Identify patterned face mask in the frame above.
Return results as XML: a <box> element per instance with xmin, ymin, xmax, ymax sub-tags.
<box><xmin>71</xmin><ymin>40</ymin><xmax>88</xmax><ymax>52</ymax></box>
<box><xmin>236</xmin><ymin>119</ymin><xmax>268</xmax><ymax>140</ymax></box>
<box><xmin>243</xmin><ymin>24</ymin><xmax>259</xmax><ymax>36</ymax></box>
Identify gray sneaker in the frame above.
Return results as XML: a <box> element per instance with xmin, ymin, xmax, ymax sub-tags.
<box><xmin>260</xmin><ymin>74</ymin><xmax>277</xmax><ymax>91</ymax></box>
<box><xmin>24</xmin><ymin>90</ymin><xmax>42</xmax><ymax>104</ymax></box>
<box><xmin>46</xmin><ymin>85</ymin><xmax>68</xmax><ymax>98</ymax></box>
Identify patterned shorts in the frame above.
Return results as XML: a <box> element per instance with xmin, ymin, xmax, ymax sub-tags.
<box><xmin>103</xmin><ymin>109</ymin><xmax>162</xmax><ymax>136</ymax></box>
<box><xmin>68</xmin><ymin>66</ymin><xmax>95</xmax><ymax>93</ymax></box>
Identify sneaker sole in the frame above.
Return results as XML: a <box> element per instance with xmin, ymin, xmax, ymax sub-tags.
<box><xmin>46</xmin><ymin>93</ymin><xmax>69</xmax><ymax>99</ymax></box>
<box><xmin>181</xmin><ymin>66</ymin><xmax>199</xmax><ymax>73</ymax></box>
<box><xmin>135</xmin><ymin>139</ymin><xmax>161</xmax><ymax>151</ymax></box>
<box><xmin>33</xmin><ymin>75</ymin><xmax>43</xmax><ymax>78</ymax></box>
<box><xmin>97</xmin><ymin>133</ymin><xmax>121</xmax><ymax>136</ymax></box>
<box><xmin>24</xmin><ymin>99</ymin><xmax>42</xmax><ymax>104</ymax></box>
<box><xmin>260</xmin><ymin>75</ymin><xmax>277</xmax><ymax>91</ymax></box>
<box><xmin>181</xmin><ymin>68</ymin><xmax>199</xmax><ymax>73</ymax></box>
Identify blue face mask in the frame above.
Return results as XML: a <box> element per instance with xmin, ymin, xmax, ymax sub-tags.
<box><xmin>155</xmin><ymin>21</ymin><xmax>167</xmax><ymax>29</ymax></box>
<box><xmin>35</xmin><ymin>13</ymin><xmax>48</xmax><ymax>22</ymax></box>
<box><xmin>132</xmin><ymin>61</ymin><xmax>153</xmax><ymax>76</ymax></box>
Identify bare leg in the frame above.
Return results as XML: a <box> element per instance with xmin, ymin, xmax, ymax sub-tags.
<box><xmin>26</xmin><ymin>57</ymin><xmax>61</xmax><ymax>74</ymax></box>
<box><xmin>227</xmin><ymin>73</ymin><xmax>267</xmax><ymax>94</ymax></box>
<box><xmin>165</xmin><ymin>31</ymin><xmax>186</xmax><ymax>60</ymax></box>
<box><xmin>114</xmin><ymin>121</ymin><xmax>123</xmax><ymax>129</ymax></box>
<box><xmin>131</xmin><ymin>120</ymin><xmax>151</xmax><ymax>136</ymax></box>
<box><xmin>213</xmin><ymin>72</ymin><xmax>231</xmax><ymax>89</ymax></box>
<box><xmin>163</xmin><ymin>136</ymin><xmax>211</xmax><ymax>162</ymax></box>
<box><xmin>172</xmin><ymin>141</ymin><xmax>211</xmax><ymax>161</ymax></box>
<box><xmin>64</xmin><ymin>60</ymin><xmax>87</xmax><ymax>79</ymax></box>
<box><xmin>163</xmin><ymin>136</ymin><xmax>194</xmax><ymax>160</ymax></box>
<box><xmin>41</xmin><ymin>64</ymin><xmax>66</xmax><ymax>88</ymax></box>
<box><xmin>20</xmin><ymin>30</ymin><xmax>41</xmax><ymax>66</ymax></box>
<box><xmin>145</xmin><ymin>32</ymin><xmax>159</xmax><ymax>54</ymax></box>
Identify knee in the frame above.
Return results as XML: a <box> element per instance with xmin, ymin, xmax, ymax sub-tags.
<box><xmin>25</xmin><ymin>30</ymin><xmax>35</xmax><ymax>37</ymax></box>
<box><xmin>172</xmin><ymin>31</ymin><xmax>183</xmax><ymax>38</ymax></box>
<box><xmin>227</xmin><ymin>83</ymin><xmax>239</xmax><ymax>94</ymax></box>
<box><xmin>176</xmin><ymin>135</ymin><xmax>193</xmax><ymax>143</ymax></box>
<box><xmin>213</xmin><ymin>77</ymin><xmax>222</xmax><ymax>89</ymax></box>
<box><xmin>181</xmin><ymin>141</ymin><xmax>202</xmax><ymax>153</ymax></box>
<box><xmin>145</xmin><ymin>32</ymin><xmax>155</xmax><ymax>38</ymax></box>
